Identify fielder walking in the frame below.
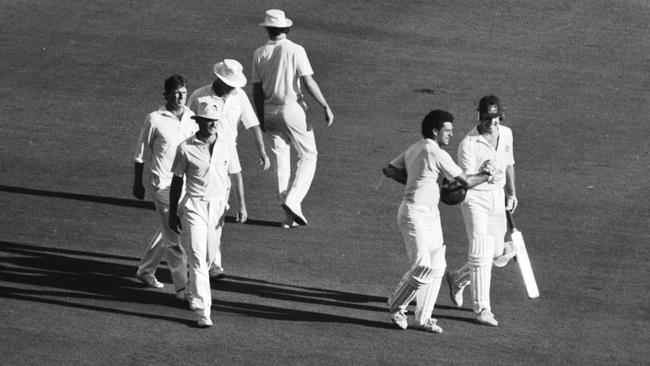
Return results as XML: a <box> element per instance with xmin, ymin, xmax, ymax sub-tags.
<box><xmin>446</xmin><ymin>95</ymin><xmax>518</xmax><ymax>326</ymax></box>
<box><xmin>132</xmin><ymin>74</ymin><xmax>196</xmax><ymax>301</ymax></box>
<box><xmin>187</xmin><ymin>59</ymin><xmax>270</xmax><ymax>279</ymax></box>
<box><xmin>383</xmin><ymin>110</ymin><xmax>492</xmax><ymax>332</ymax></box>
<box><xmin>252</xmin><ymin>9</ymin><xmax>334</xmax><ymax>227</ymax></box>
<box><xmin>169</xmin><ymin>99</ymin><xmax>240</xmax><ymax>328</ymax></box>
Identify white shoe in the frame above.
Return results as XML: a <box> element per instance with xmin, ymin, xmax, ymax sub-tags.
<box><xmin>209</xmin><ymin>267</ymin><xmax>226</xmax><ymax>280</ymax></box>
<box><xmin>281</xmin><ymin>202</ymin><xmax>308</xmax><ymax>226</ymax></box>
<box><xmin>136</xmin><ymin>272</ymin><xmax>164</xmax><ymax>288</ymax></box>
<box><xmin>493</xmin><ymin>241</ymin><xmax>517</xmax><ymax>267</ymax></box>
<box><xmin>390</xmin><ymin>310</ymin><xmax>408</xmax><ymax>330</ymax></box>
<box><xmin>411</xmin><ymin>318</ymin><xmax>443</xmax><ymax>333</ymax></box>
<box><xmin>475</xmin><ymin>309</ymin><xmax>499</xmax><ymax>327</ymax></box>
<box><xmin>197</xmin><ymin>314</ymin><xmax>213</xmax><ymax>328</ymax></box>
<box><xmin>446</xmin><ymin>271</ymin><xmax>467</xmax><ymax>307</ymax></box>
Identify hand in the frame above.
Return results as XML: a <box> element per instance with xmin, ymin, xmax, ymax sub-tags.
<box><xmin>479</xmin><ymin>160</ymin><xmax>496</xmax><ymax>176</ymax></box>
<box><xmin>506</xmin><ymin>195</ymin><xmax>518</xmax><ymax>213</ymax></box>
<box><xmin>237</xmin><ymin>206</ymin><xmax>248</xmax><ymax>224</ymax></box>
<box><xmin>259</xmin><ymin>153</ymin><xmax>271</xmax><ymax>171</ymax></box>
<box><xmin>169</xmin><ymin>213</ymin><xmax>182</xmax><ymax>234</ymax></box>
<box><xmin>132</xmin><ymin>183</ymin><xmax>145</xmax><ymax>200</ymax></box>
<box><xmin>324</xmin><ymin>106</ymin><xmax>334</xmax><ymax>127</ymax></box>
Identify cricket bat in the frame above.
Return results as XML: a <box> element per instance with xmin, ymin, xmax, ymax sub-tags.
<box><xmin>506</xmin><ymin>211</ymin><xmax>540</xmax><ymax>299</ymax></box>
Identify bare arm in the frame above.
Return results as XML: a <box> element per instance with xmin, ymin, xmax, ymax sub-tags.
<box><xmin>454</xmin><ymin>172</ymin><xmax>490</xmax><ymax>189</ymax></box>
<box><xmin>382</xmin><ymin>164</ymin><xmax>407</xmax><ymax>185</ymax></box>
<box><xmin>505</xmin><ymin>164</ymin><xmax>518</xmax><ymax>212</ymax></box>
<box><xmin>301</xmin><ymin>75</ymin><xmax>334</xmax><ymax>126</ymax></box>
<box><xmin>168</xmin><ymin>175</ymin><xmax>184</xmax><ymax>234</ymax></box>
<box><xmin>252</xmin><ymin>82</ymin><xmax>265</xmax><ymax>131</ymax></box>
<box><xmin>248</xmin><ymin>125</ymin><xmax>270</xmax><ymax>171</ymax></box>
<box><xmin>230</xmin><ymin>172</ymin><xmax>247</xmax><ymax>223</ymax></box>
<box><xmin>133</xmin><ymin>162</ymin><xmax>145</xmax><ymax>199</ymax></box>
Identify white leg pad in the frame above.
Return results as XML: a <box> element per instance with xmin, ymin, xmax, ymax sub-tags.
<box><xmin>414</xmin><ymin>246</ymin><xmax>446</xmax><ymax>325</ymax></box>
<box><xmin>388</xmin><ymin>263</ymin><xmax>435</xmax><ymax>312</ymax></box>
<box><xmin>469</xmin><ymin>235</ymin><xmax>494</xmax><ymax>313</ymax></box>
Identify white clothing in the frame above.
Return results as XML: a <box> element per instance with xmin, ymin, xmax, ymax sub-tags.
<box><xmin>458</xmin><ymin>125</ymin><xmax>514</xmax><ymax>192</ymax></box>
<box><xmin>252</xmin><ymin>38</ymin><xmax>314</xmax><ymax>106</ymax></box>
<box><xmin>390</xmin><ymin>139</ymin><xmax>463</xmax><ymax>211</ymax></box>
<box><xmin>187</xmin><ymin>86</ymin><xmax>259</xmax><ymax>138</ymax></box>
<box><xmin>134</xmin><ymin>106</ymin><xmax>197</xmax><ymax>190</ymax></box>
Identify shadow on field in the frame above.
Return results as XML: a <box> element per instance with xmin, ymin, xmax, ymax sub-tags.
<box><xmin>0</xmin><ymin>241</ymin><xmax>398</xmax><ymax>329</ymax></box>
<box><xmin>0</xmin><ymin>184</ymin><xmax>280</xmax><ymax>227</ymax></box>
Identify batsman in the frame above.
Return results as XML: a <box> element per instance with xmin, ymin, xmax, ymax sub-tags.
<box><xmin>382</xmin><ymin>110</ymin><xmax>492</xmax><ymax>332</ymax></box>
<box><xmin>446</xmin><ymin>95</ymin><xmax>519</xmax><ymax>327</ymax></box>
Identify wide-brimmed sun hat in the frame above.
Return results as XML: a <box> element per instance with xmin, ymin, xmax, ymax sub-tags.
<box><xmin>259</xmin><ymin>9</ymin><xmax>293</xmax><ymax>28</ymax></box>
<box><xmin>191</xmin><ymin>98</ymin><xmax>224</xmax><ymax>121</ymax></box>
<box><xmin>213</xmin><ymin>59</ymin><xmax>247</xmax><ymax>88</ymax></box>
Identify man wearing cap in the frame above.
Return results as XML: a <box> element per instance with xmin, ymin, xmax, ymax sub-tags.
<box><xmin>252</xmin><ymin>9</ymin><xmax>334</xmax><ymax>227</ymax></box>
<box><xmin>446</xmin><ymin>95</ymin><xmax>518</xmax><ymax>327</ymax></box>
<box><xmin>132</xmin><ymin>74</ymin><xmax>196</xmax><ymax>301</ymax></box>
<box><xmin>382</xmin><ymin>110</ymin><xmax>492</xmax><ymax>332</ymax></box>
<box><xmin>187</xmin><ymin>59</ymin><xmax>270</xmax><ymax>279</ymax></box>
<box><xmin>168</xmin><ymin>98</ymin><xmax>240</xmax><ymax>328</ymax></box>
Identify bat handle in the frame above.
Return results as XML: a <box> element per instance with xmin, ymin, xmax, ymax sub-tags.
<box><xmin>506</xmin><ymin>210</ymin><xmax>516</xmax><ymax>231</ymax></box>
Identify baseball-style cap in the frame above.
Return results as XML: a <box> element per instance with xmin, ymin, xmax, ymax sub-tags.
<box><xmin>213</xmin><ymin>59</ymin><xmax>247</xmax><ymax>88</ymax></box>
<box><xmin>259</xmin><ymin>9</ymin><xmax>293</xmax><ymax>28</ymax></box>
<box><xmin>191</xmin><ymin>98</ymin><xmax>224</xmax><ymax>121</ymax></box>
<box><xmin>477</xmin><ymin>95</ymin><xmax>503</xmax><ymax>119</ymax></box>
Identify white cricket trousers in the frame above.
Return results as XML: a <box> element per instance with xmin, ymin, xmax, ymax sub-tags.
<box><xmin>180</xmin><ymin>196</ymin><xmax>227</xmax><ymax>317</ymax></box>
<box><xmin>397</xmin><ymin>202</ymin><xmax>446</xmax><ymax>323</ymax></box>
<box><xmin>137</xmin><ymin>186</ymin><xmax>188</xmax><ymax>291</ymax></box>
<box><xmin>264</xmin><ymin>102</ymin><xmax>317</xmax><ymax>206</ymax></box>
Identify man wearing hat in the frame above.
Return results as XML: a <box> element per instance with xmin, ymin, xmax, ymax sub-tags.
<box><xmin>168</xmin><ymin>98</ymin><xmax>240</xmax><ymax>328</ymax></box>
<box><xmin>446</xmin><ymin>95</ymin><xmax>519</xmax><ymax>327</ymax></box>
<box><xmin>382</xmin><ymin>110</ymin><xmax>492</xmax><ymax>332</ymax></box>
<box><xmin>187</xmin><ymin>59</ymin><xmax>270</xmax><ymax>279</ymax></box>
<box><xmin>252</xmin><ymin>9</ymin><xmax>334</xmax><ymax>227</ymax></box>
<box><xmin>132</xmin><ymin>74</ymin><xmax>196</xmax><ymax>301</ymax></box>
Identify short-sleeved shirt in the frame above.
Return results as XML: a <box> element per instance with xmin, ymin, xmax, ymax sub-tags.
<box><xmin>171</xmin><ymin>124</ymin><xmax>241</xmax><ymax>200</ymax></box>
<box><xmin>186</xmin><ymin>86</ymin><xmax>259</xmax><ymax>138</ymax></box>
<box><xmin>251</xmin><ymin>39</ymin><xmax>314</xmax><ymax>105</ymax></box>
<box><xmin>133</xmin><ymin>106</ymin><xmax>197</xmax><ymax>189</ymax></box>
<box><xmin>458</xmin><ymin>125</ymin><xmax>515</xmax><ymax>191</ymax></box>
<box><xmin>391</xmin><ymin>139</ymin><xmax>464</xmax><ymax>210</ymax></box>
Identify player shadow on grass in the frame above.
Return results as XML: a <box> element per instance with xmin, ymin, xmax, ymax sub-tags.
<box><xmin>0</xmin><ymin>241</ymin><xmax>407</xmax><ymax>329</ymax></box>
<box><xmin>0</xmin><ymin>184</ymin><xmax>280</xmax><ymax>227</ymax></box>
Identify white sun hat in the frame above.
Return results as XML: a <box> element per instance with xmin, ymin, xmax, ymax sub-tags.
<box><xmin>259</xmin><ymin>9</ymin><xmax>293</xmax><ymax>28</ymax></box>
<box><xmin>191</xmin><ymin>98</ymin><xmax>224</xmax><ymax>121</ymax></box>
<box><xmin>213</xmin><ymin>59</ymin><xmax>247</xmax><ymax>88</ymax></box>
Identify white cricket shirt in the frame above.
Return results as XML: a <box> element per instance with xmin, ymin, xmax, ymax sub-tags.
<box><xmin>133</xmin><ymin>106</ymin><xmax>197</xmax><ymax>189</ymax></box>
<box><xmin>458</xmin><ymin>125</ymin><xmax>515</xmax><ymax>192</ymax></box>
<box><xmin>391</xmin><ymin>139</ymin><xmax>463</xmax><ymax>210</ymax></box>
<box><xmin>171</xmin><ymin>124</ymin><xmax>241</xmax><ymax>200</ymax></box>
<box><xmin>251</xmin><ymin>39</ymin><xmax>314</xmax><ymax>105</ymax></box>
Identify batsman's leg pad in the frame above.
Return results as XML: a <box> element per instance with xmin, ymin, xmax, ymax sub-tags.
<box><xmin>415</xmin><ymin>246</ymin><xmax>446</xmax><ymax>325</ymax></box>
<box><xmin>388</xmin><ymin>263</ymin><xmax>435</xmax><ymax>312</ymax></box>
<box><xmin>469</xmin><ymin>235</ymin><xmax>494</xmax><ymax>313</ymax></box>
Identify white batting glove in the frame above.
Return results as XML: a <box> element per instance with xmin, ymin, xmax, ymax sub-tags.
<box><xmin>506</xmin><ymin>195</ymin><xmax>518</xmax><ymax>213</ymax></box>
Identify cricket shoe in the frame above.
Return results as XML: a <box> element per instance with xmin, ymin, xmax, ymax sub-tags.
<box><xmin>390</xmin><ymin>310</ymin><xmax>408</xmax><ymax>330</ymax></box>
<box><xmin>446</xmin><ymin>270</ymin><xmax>468</xmax><ymax>307</ymax></box>
<box><xmin>136</xmin><ymin>272</ymin><xmax>164</xmax><ymax>288</ymax></box>
<box><xmin>209</xmin><ymin>267</ymin><xmax>226</xmax><ymax>280</ymax></box>
<box><xmin>411</xmin><ymin>318</ymin><xmax>443</xmax><ymax>333</ymax></box>
<box><xmin>493</xmin><ymin>241</ymin><xmax>517</xmax><ymax>268</ymax></box>
<box><xmin>475</xmin><ymin>309</ymin><xmax>499</xmax><ymax>327</ymax></box>
<box><xmin>197</xmin><ymin>314</ymin><xmax>213</xmax><ymax>328</ymax></box>
<box><xmin>281</xmin><ymin>202</ymin><xmax>308</xmax><ymax>226</ymax></box>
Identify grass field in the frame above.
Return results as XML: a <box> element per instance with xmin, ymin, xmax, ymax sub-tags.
<box><xmin>1</xmin><ymin>0</ymin><xmax>648</xmax><ymax>365</ymax></box>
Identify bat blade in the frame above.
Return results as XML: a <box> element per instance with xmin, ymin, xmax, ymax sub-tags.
<box><xmin>511</xmin><ymin>228</ymin><xmax>540</xmax><ymax>299</ymax></box>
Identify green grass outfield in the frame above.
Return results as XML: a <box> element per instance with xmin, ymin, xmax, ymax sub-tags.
<box><xmin>1</xmin><ymin>0</ymin><xmax>648</xmax><ymax>365</ymax></box>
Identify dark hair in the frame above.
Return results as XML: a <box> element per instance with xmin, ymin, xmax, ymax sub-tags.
<box><xmin>164</xmin><ymin>74</ymin><xmax>187</xmax><ymax>94</ymax></box>
<box><xmin>421</xmin><ymin>110</ymin><xmax>454</xmax><ymax>139</ymax></box>
<box><xmin>266</xmin><ymin>27</ymin><xmax>290</xmax><ymax>38</ymax></box>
